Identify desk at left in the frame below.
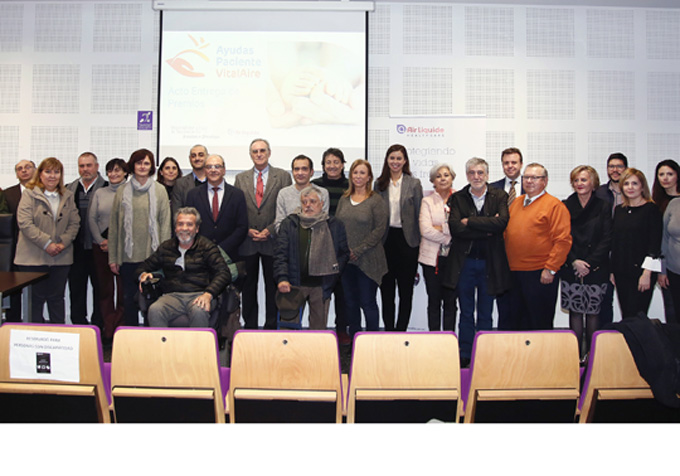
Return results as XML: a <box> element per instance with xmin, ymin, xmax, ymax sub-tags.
<box><xmin>0</xmin><ymin>271</ymin><xmax>48</xmax><ymax>322</ymax></box>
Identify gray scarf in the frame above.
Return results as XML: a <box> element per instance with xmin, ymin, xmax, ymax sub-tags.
<box><xmin>122</xmin><ymin>176</ymin><xmax>158</xmax><ymax>258</ymax></box>
<box><xmin>298</xmin><ymin>211</ymin><xmax>338</xmax><ymax>276</ymax></box>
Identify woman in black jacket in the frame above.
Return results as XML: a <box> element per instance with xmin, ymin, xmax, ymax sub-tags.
<box><xmin>560</xmin><ymin>166</ymin><xmax>612</xmax><ymax>359</ymax></box>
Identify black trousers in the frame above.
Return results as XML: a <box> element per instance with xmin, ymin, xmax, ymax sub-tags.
<box><xmin>497</xmin><ymin>269</ymin><xmax>559</xmax><ymax>330</ymax></box>
<box><xmin>68</xmin><ymin>246</ymin><xmax>102</xmax><ymax>327</ymax></box>
<box><xmin>380</xmin><ymin>227</ymin><xmax>419</xmax><ymax>331</ymax></box>
<box><xmin>241</xmin><ymin>253</ymin><xmax>277</xmax><ymax>329</ymax></box>
<box><xmin>614</xmin><ymin>270</ymin><xmax>656</xmax><ymax>320</ymax></box>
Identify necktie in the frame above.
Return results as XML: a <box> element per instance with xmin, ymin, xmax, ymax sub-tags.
<box><xmin>256</xmin><ymin>171</ymin><xmax>264</xmax><ymax>207</ymax></box>
<box><xmin>212</xmin><ymin>187</ymin><xmax>219</xmax><ymax>222</ymax></box>
<box><xmin>508</xmin><ymin>180</ymin><xmax>517</xmax><ymax>205</ymax></box>
<box><xmin>524</xmin><ymin>197</ymin><xmax>531</xmax><ymax>207</ymax></box>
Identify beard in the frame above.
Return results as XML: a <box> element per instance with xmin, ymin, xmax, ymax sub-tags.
<box><xmin>177</xmin><ymin>231</ymin><xmax>196</xmax><ymax>246</ymax></box>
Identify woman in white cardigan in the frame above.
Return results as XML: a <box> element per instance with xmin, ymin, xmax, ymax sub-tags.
<box><xmin>418</xmin><ymin>163</ymin><xmax>457</xmax><ymax>331</ymax></box>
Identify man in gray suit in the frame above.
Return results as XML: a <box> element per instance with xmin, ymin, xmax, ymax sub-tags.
<box><xmin>171</xmin><ymin>144</ymin><xmax>209</xmax><ymax>218</ymax></box>
<box><xmin>234</xmin><ymin>139</ymin><xmax>292</xmax><ymax>329</ymax></box>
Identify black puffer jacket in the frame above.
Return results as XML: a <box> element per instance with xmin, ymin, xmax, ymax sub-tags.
<box><xmin>136</xmin><ymin>234</ymin><xmax>230</xmax><ymax>297</ymax></box>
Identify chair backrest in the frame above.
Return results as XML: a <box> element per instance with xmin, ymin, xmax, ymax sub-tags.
<box><xmin>464</xmin><ymin>330</ymin><xmax>580</xmax><ymax>423</ymax></box>
<box><xmin>0</xmin><ymin>323</ymin><xmax>110</xmax><ymax>423</ymax></box>
<box><xmin>347</xmin><ymin>332</ymin><xmax>462</xmax><ymax>423</ymax></box>
<box><xmin>578</xmin><ymin>330</ymin><xmax>679</xmax><ymax>423</ymax></box>
<box><xmin>228</xmin><ymin>330</ymin><xmax>343</xmax><ymax>423</ymax></box>
<box><xmin>110</xmin><ymin>327</ymin><xmax>225</xmax><ymax>423</ymax></box>
<box><xmin>0</xmin><ymin>214</ymin><xmax>14</xmax><ymax>271</ymax></box>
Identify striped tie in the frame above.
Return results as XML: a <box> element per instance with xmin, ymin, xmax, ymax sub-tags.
<box><xmin>508</xmin><ymin>180</ymin><xmax>517</xmax><ymax>205</ymax></box>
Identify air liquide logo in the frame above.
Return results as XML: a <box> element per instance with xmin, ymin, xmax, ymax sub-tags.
<box><xmin>166</xmin><ymin>34</ymin><xmax>210</xmax><ymax>78</ymax></box>
<box><xmin>396</xmin><ymin>124</ymin><xmax>445</xmax><ymax>137</ymax></box>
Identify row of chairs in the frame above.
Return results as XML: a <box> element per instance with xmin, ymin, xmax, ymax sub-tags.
<box><xmin>0</xmin><ymin>323</ymin><xmax>677</xmax><ymax>423</ymax></box>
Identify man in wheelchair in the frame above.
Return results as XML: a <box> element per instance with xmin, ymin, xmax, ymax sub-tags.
<box><xmin>137</xmin><ymin>207</ymin><xmax>231</xmax><ymax>327</ymax></box>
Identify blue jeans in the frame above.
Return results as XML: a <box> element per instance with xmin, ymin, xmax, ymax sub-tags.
<box><xmin>458</xmin><ymin>258</ymin><xmax>494</xmax><ymax>358</ymax></box>
<box><xmin>341</xmin><ymin>264</ymin><xmax>379</xmax><ymax>337</ymax></box>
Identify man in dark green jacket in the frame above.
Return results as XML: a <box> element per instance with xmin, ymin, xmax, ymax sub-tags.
<box><xmin>137</xmin><ymin>207</ymin><xmax>230</xmax><ymax>327</ymax></box>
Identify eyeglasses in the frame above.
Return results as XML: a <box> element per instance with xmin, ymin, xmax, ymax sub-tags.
<box><xmin>523</xmin><ymin>175</ymin><xmax>545</xmax><ymax>181</ymax></box>
<box><xmin>608</xmin><ymin>164</ymin><xmax>625</xmax><ymax>170</ymax></box>
<box><xmin>205</xmin><ymin>164</ymin><xmax>224</xmax><ymax>170</ymax></box>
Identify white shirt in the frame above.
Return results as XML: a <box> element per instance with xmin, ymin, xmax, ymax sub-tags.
<box><xmin>504</xmin><ymin>176</ymin><xmax>520</xmax><ymax>194</ymax></box>
<box><xmin>469</xmin><ymin>187</ymin><xmax>487</xmax><ymax>213</ymax></box>
<box><xmin>388</xmin><ymin>175</ymin><xmax>402</xmax><ymax>227</ymax></box>
<box><xmin>208</xmin><ymin>180</ymin><xmax>225</xmax><ymax>215</ymax></box>
<box><xmin>523</xmin><ymin>190</ymin><xmax>546</xmax><ymax>207</ymax></box>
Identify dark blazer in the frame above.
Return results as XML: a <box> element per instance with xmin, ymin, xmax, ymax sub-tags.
<box><xmin>444</xmin><ymin>184</ymin><xmax>512</xmax><ymax>296</ymax></box>
<box><xmin>185</xmin><ymin>181</ymin><xmax>248</xmax><ymax>261</ymax></box>
<box><xmin>560</xmin><ymin>193</ymin><xmax>612</xmax><ymax>285</ymax></box>
<box><xmin>374</xmin><ymin>173</ymin><xmax>423</xmax><ymax>247</ymax></box>
<box><xmin>490</xmin><ymin>177</ymin><xmax>524</xmax><ymax>196</ymax></box>
<box><xmin>4</xmin><ymin>184</ymin><xmax>22</xmax><ymax>239</ymax></box>
<box><xmin>171</xmin><ymin>173</ymin><xmax>206</xmax><ymax>218</ymax></box>
<box><xmin>233</xmin><ymin>165</ymin><xmax>292</xmax><ymax>257</ymax></box>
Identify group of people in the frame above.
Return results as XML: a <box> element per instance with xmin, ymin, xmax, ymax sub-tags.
<box><xmin>1</xmin><ymin>142</ymin><xmax>678</xmax><ymax>361</ymax></box>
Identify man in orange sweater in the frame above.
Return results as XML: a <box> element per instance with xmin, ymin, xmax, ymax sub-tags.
<box><xmin>498</xmin><ymin>163</ymin><xmax>572</xmax><ymax>330</ymax></box>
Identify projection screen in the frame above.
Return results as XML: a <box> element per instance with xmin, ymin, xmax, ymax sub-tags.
<box><xmin>159</xmin><ymin>7</ymin><xmax>368</xmax><ymax>170</ymax></box>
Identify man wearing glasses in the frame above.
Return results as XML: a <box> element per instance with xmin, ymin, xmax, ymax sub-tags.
<box><xmin>498</xmin><ymin>163</ymin><xmax>572</xmax><ymax>330</ymax></box>
<box><xmin>185</xmin><ymin>154</ymin><xmax>248</xmax><ymax>262</ymax></box>
<box><xmin>594</xmin><ymin>152</ymin><xmax>628</xmax><ymax>328</ymax></box>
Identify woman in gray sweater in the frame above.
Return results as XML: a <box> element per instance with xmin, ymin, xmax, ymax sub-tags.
<box><xmin>336</xmin><ymin>159</ymin><xmax>388</xmax><ymax>337</ymax></box>
<box><xmin>88</xmin><ymin>158</ymin><xmax>128</xmax><ymax>340</ymax></box>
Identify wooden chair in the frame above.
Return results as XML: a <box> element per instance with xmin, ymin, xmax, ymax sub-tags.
<box><xmin>579</xmin><ymin>330</ymin><xmax>680</xmax><ymax>423</ymax></box>
<box><xmin>110</xmin><ymin>327</ymin><xmax>225</xmax><ymax>423</ymax></box>
<box><xmin>464</xmin><ymin>330</ymin><xmax>580</xmax><ymax>423</ymax></box>
<box><xmin>227</xmin><ymin>330</ymin><xmax>343</xmax><ymax>423</ymax></box>
<box><xmin>0</xmin><ymin>323</ymin><xmax>110</xmax><ymax>423</ymax></box>
<box><xmin>346</xmin><ymin>332</ymin><xmax>462</xmax><ymax>423</ymax></box>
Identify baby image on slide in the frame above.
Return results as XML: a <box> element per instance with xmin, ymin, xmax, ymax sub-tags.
<box><xmin>266</xmin><ymin>41</ymin><xmax>365</xmax><ymax>128</ymax></box>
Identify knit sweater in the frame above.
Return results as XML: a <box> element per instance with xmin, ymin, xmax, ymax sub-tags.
<box><xmin>312</xmin><ymin>173</ymin><xmax>349</xmax><ymax>216</ymax></box>
<box><xmin>108</xmin><ymin>181</ymin><xmax>171</xmax><ymax>265</ymax></box>
<box><xmin>87</xmin><ymin>180</ymin><xmax>125</xmax><ymax>245</ymax></box>
<box><xmin>335</xmin><ymin>193</ymin><xmax>388</xmax><ymax>284</ymax></box>
<box><xmin>504</xmin><ymin>192</ymin><xmax>572</xmax><ymax>272</ymax></box>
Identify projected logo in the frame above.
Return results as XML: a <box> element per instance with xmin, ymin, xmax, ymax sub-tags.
<box><xmin>396</xmin><ymin>124</ymin><xmax>445</xmax><ymax>137</ymax></box>
<box><xmin>166</xmin><ymin>34</ymin><xmax>211</xmax><ymax>78</ymax></box>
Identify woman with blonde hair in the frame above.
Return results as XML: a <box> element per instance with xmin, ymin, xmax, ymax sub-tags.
<box><xmin>14</xmin><ymin>157</ymin><xmax>80</xmax><ymax>323</ymax></box>
<box><xmin>560</xmin><ymin>165</ymin><xmax>612</xmax><ymax>358</ymax></box>
<box><xmin>335</xmin><ymin>159</ymin><xmax>388</xmax><ymax>337</ymax></box>
<box><xmin>610</xmin><ymin>168</ymin><xmax>662</xmax><ymax>319</ymax></box>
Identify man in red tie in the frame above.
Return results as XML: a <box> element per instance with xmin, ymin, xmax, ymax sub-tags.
<box><xmin>234</xmin><ymin>139</ymin><xmax>292</xmax><ymax>329</ymax></box>
<box><xmin>185</xmin><ymin>154</ymin><xmax>247</xmax><ymax>262</ymax></box>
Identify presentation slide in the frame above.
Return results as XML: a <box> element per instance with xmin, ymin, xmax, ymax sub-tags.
<box><xmin>159</xmin><ymin>11</ymin><xmax>367</xmax><ymax>170</ymax></box>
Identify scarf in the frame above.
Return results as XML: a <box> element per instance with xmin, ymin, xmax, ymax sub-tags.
<box><xmin>122</xmin><ymin>176</ymin><xmax>158</xmax><ymax>258</ymax></box>
<box><xmin>298</xmin><ymin>211</ymin><xmax>338</xmax><ymax>276</ymax></box>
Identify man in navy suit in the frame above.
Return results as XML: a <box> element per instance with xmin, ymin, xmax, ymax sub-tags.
<box><xmin>490</xmin><ymin>147</ymin><xmax>524</xmax><ymax>205</ymax></box>
<box><xmin>185</xmin><ymin>154</ymin><xmax>248</xmax><ymax>262</ymax></box>
<box><xmin>4</xmin><ymin>160</ymin><xmax>36</xmax><ymax>322</ymax></box>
